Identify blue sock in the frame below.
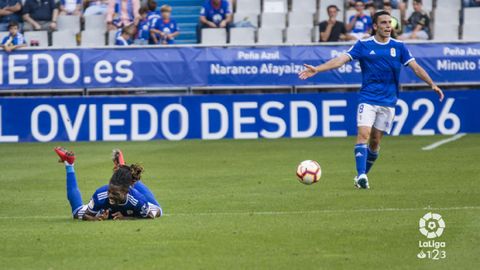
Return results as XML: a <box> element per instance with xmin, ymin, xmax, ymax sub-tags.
<box><xmin>354</xmin><ymin>144</ymin><xmax>368</xmax><ymax>176</ymax></box>
<box><xmin>65</xmin><ymin>164</ymin><xmax>83</xmax><ymax>215</ymax></box>
<box><xmin>133</xmin><ymin>180</ymin><xmax>159</xmax><ymax>206</ymax></box>
<box><xmin>366</xmin><ymin>147</ymin><xmax>379</xmax><ymax>174</ymax></box>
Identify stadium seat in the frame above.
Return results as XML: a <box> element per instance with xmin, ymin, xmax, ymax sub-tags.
<box><xmin>201</xmin><ymin>28</ymin><xmax>227</xmax><ymax>45</ymax></box>
<box><xmin>236</xmin><ymin>0</ymin><xmax>261</xmax><ymax>13</ymax></box>
<box><xmin>464</xmin><ymin>7</ymin><xmax>480</xmax><ymax>25</ymax></box>
<box><xmin>81</xmin><ymin>30</ymin><xmax>106</xmax><ymax>46</ymax></box>
<box><xmin>462</xmin><ymin>24</ymin><xmax>480</xmax><ymax>41</ymax></box>
<box><xmin>257</xmin><ymin>28</ymin><xmax>283</xmax><ymax>44</ymax></box>
<box><xmin>263</xmin><ymin>0</ymin><xmax>287</xmax><ymax>13</ymax></box>
<box><xmin>288</xmin><ymin>12</ymin><xmax>314</xmax><ymax>28</ymax></box>
<box><xmin>313</xmin><ymin>25</ymin><xmax>319</xmax><ymax>42</ymax></box>
<box><xmin>229</xmin><ymin>27</ymin><xmax>256</xmax><ymax>45</ymax></box>
<box><xmin>435</xmin><ymin>0</ymin><xmax>461</xmax><ymax>10</ymax></box>
<box><xmin>234</xmin><ymin>13</ymin><xmax>259</xmax><ymax>28</ymax></box>
<box><xmin>285</xmin><ymin>27</ymin><xmax>313</xmax><ymax>44</ymax></box>
<box><xmin>291</xmin><ymin>0</ymin><xmax>317</xmax><ymax>12</ymax></box>
<box><xmin>23</xmin><ymin>31</ymin><xmax>49</xmax><ymax>47</ymax></box>
<box><xmin>261</xmin><ymin>13</ymin><xmax>286</xmax><ymax>28</ymax></box>
<box><xmin>52</xmin><ymin>31</ymin><xmax>77</xmax><ymax>47</ymax></box>
<box><xmin>433</xmin><ymin>24</ymin><xmax>459</xmax><ymax>41</ymax></box>
<box><xmin>318</xmin><ymin>0</ymin><xmax>344</xmax><ymax>22</ymax></box>
<box><xmin>390</xmin><ymin>9</ymin><xmax>401</xmax><ymax>20</ymax></box>
<box><xmin>85</xmin><ymin>14</ymin><xmax>107</xmax><ymax>32</ymax></box>
<box><xmin>434</xmin><ymin>8</ymin><xmax>459</xmax><ymax>24</ymax></box>
<box><xmin>107</xmin><ymin>30</ymin><xmax>118</xmax><ymax>46</ymax></box>
<box><xmin>57</xmin><ymin>15</ymin><xmax>81</xmax><ymax>33</ymax></box>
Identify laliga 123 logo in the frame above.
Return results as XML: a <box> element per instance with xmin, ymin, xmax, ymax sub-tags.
<box><xmin>417</xmin><ymin>212</ymin><xmax>447</xmax><ymax>260</ymax></box>
<box><xmin>419</xmin><ymin>212</ymin><xmax>445</xmax><ymax>238</ymax></box>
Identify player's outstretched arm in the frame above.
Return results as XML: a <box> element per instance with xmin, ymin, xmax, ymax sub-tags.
<box><xmin>299</xmin><ymin>54</ymin><xmax>351</xmax><ymax>80</ymax></box>
<box><xmin>408</xmin><ymin>60</ymin><xmax>444</xmax><ymax>102</ymax></box>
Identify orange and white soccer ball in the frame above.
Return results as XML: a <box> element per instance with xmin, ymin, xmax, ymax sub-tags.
<box><xmin>296</xmin><ymin>160</ymin><xmax>322</xmax><ymax>185</ymax></box>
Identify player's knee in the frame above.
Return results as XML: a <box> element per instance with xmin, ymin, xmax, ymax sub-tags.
<box><xmin>356</xmin><ymin>132</ymin><xmax>369</xmax><ymax>144</ymax></box>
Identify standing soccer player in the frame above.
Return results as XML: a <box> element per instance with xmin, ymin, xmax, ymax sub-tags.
<box><xmin>298</xmin><ymin>11</ymin><xmax>444</xmax><ymax>189</ymax></box>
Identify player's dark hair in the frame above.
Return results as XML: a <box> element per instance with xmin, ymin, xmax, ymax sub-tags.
<box><xmin>139</xmin><ymin>6</ymin><xmax>149</xmax><ymax>15</ymax></box>
<box><xmin>7</xmin><ymin>21</ymin><xmax>19</xmax><ymax>30</ymax></box>
<box><xmin>129</xmin><ymin>163</ymin><xmax>144</xmax><ymax>181</ymax></box>
<box><xmin>371</xmin><ymin>10</ymin><xmax>391</xmax><ymax>36</ymax></box>
<box><xmin>147</xmin><ymin>0</ymin><xmax>157</xmax><ymax>12</ymax></box>
<box><xmin>110</xmin><ymin>166</ymin><xmax>133</xmax><ymax>189</ymax></box>
<box><xmin>414</xmin><ymin>0</ymin><xmax>422</xmax><ymax>4</ymax></box>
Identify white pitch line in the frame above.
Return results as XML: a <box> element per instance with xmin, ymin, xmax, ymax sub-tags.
<box><xmin>422</xmin><ymin>133</ymin><xmax>466</xmax><ymax>151</ymax></box>
<box><xmin>1</xmin><ymin>206</ymin><xmax>479</xmax><ymax>220</ymax></box>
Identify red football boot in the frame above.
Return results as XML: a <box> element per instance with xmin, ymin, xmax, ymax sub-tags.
<box><xmin>112</xmin><ymin>149</ymin><xmax>125</xmax><ymax>170</ymax></box>
<box><xmin>54</xmin><ymin>147</ymin><xmax>76</xmax><ymax>165</ymax></box>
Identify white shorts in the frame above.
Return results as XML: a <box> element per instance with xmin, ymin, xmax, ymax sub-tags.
<box><xmin>357</xmin><ymin>103</ymin><xmax>395</xmax><ymax>134</ymax></box>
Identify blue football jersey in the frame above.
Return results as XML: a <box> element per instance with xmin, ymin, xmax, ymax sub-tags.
<box><xmin>152</xmin><ymin>19</ymin><xmax>179</xmax><ymax>44</ymax></box>
<box><xmin>87</xmin><ymin>185</ymin><xmax>151</xmax><ymax>219</ymax></box>
<box><xmin>200</xmin><ymin>0</ymin><xmax>231</xmax><ymax>25</ymax></box>
<box><xmin>1</xmin><ymin>33</ymin><xmax>26</xmax><ymax>46</ymax></box>
<box><xmin>137</xmin><ymin>19</ymin><xmax>150</xmax><ymax>41</ymax></box>
<box><xmin>345</xmin><ymin>37</ymin><xmax>415</xmax><ymax>107</ymax></box>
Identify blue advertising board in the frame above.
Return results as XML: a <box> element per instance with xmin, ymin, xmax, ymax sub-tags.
<box><xmin>0</xmin><ymin>90</ymin><xmax>478</xmax><ymax>143</ymax></box>
<box><xmin>1</xmin><ymin>43</ymin><xmax>480</xmax><ymax>90</ymax></box>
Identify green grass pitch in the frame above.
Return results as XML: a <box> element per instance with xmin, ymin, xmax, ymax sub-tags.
<box><xmin>0</xmin><ymin>135</ymin><xmax>479</xmax><ymax>269</ymax></box>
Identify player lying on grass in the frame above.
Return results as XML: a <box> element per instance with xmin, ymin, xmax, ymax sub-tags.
<box><xmin>54</xmin><ymin>147</ymin><xmax>162</xmax><ymax>220</ymax></box>
<box><xmin>299</xmin><ymin>10</ymin><xmax>444</xmax><ymax>189</ymax></box>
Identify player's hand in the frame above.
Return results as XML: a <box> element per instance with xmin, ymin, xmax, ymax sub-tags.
<box><xmin>97</xmin><ymin>209</ymin><xmax>109</xmax><ymax>221</ymax></box>
<box><xmin>219</xmin><ymin>20</ymin><xmax>227</xmax><ymax>28</ymax></box>
<box><xmin>112</xmin><ymin>211</ymin><xmax>124</xmax><ymax>220</ymax></box>
<box><xmin>298</xmin><ymin>64</ymin><xmax>318</xmax><ymax>80</ymax></box>
<box><xmin>432</xmin><ymin>85</ymin><xmax>444</xmax><ymax>102</ymax></box>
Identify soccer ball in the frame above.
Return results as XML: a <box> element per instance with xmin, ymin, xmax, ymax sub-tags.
<box><xmin>296</xmin><ymin>160</ymin><xmax>322</xmax><ymax>185</ymax></box>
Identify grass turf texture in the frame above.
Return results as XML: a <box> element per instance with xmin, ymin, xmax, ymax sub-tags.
<box><xmin>0</xmin><ymin>135</ymin><xmax>479</xmax><ymax>269</ymax></box>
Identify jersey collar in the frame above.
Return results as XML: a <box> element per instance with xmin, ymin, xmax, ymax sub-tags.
<box><xmin>372</xmin><ymin>36</ymin><xmax>390</xmax><ymax>45</ymax></box>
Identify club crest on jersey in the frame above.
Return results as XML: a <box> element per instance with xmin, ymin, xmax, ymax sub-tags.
<box><xmin>390</xmin><ymin>48</ymin><xmax>396</xmax><ymax>57</ymax></box>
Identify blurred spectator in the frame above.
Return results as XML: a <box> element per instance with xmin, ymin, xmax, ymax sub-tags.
<box><xmin>1</xmin><ymin>21</ymin><xmax>25</xmax><ymax>52</ymax></box>
<box><xmin>463</xmin><ymin>0</ymin><xmax>480</xmax><ymax>7</ymax></box>
<box><xmin>150</xmin><ymin>4</ymin><xmax>179</xmax><ymax>45</ymax></box>
<box><xmin>348</xmin><ymin>0</ymin><xmax>370</xmax><ymax>8</ymax></box>
<box><xmin>134</xmin><ymin>6</ymin><xmax>149</xmax><ymax>45</ymax></box>
<box><xmin>319</xmin><ymin>5</ymin><xmax>347</xmax><ymax>42</ymax></box>
<box><xmin>146</xmin><ymin>0</ymin><xmax>160</xmax><ymax>27</ymax></box>
<box><xmin>399</xmin><ymin>0</ymin><xmax>429</xmax><ymax>40</ymax></box>
<box><xmin>22</xmin><ymin>0</ymin><xmax>59</xmax><ymax>31</ymax></box>
<box><xmin>106</xmin><ymin>0</ymin><xmax>140</xmax><ymax>31</ymax></box>
<box><xmin>83</xmin><ymin>0</ymin><xmax>109</xmax><ymax>16</ymax></box>
<box><xmin>383</xmin><ymin>2</ymin><xmax>401</xmax><ymax>37</ymax></box>
<box><xmin>59</xmin><ymin>0</ymin><xmax>82</xmax><ymax>16</ymax></box>
<box><xmin>346</xmin><ymin>0</ymin><xmax>372</xmax><ymax>40</ymax></box>
<box><xmin>115</xmin><ymin>23</ymin><xmax>135</xmax><ymax>45</ymax></box>
<box><xmin>0</xmin><ymin>0</ymin><xmax>22</xmax><ymax>31</ymax></box>
<box><xmin>196</xmin><ymin>0</ymin><xmax>232</xmax><ymax>43</ymax></box>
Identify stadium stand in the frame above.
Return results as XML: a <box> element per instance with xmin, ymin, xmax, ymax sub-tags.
<box><xmin>233</xmin><ymin>12</ymin><xmax>259</xmax><ymax>27</ymax></box>
<box><xmin>81</xmin><ymin>30</ymin><xmax>107</xmax><ymax>46</ymax></box>
<box><xmin>201</xmin><ymin>28</ymin><xmax>227</xmax><ymax>45</ymax></box>
<box><xmin>52</xmin><ymin>30</ymin><xmax>78</xmax><ymax>47</ymax></box>
<box><xmin>462</xmin><ymin>7</ymin><xmax>480</xmax><ymax>41</ymax></box>
<box><xmin>236</xmin><ymin>0</ymin><xmax>261</xmax><ymax>13</ymax></box>
<box><xmin>23</xmin><ymin>31</ymin><xmax>49</xmax><ymax>47</ymax></box>
<box><xmin>257</xmin><ymin>27</ymin><xmax>283</xmax><ymax>44</ymax></box>
<box><xmin>288</xmin><ymin>12</ymin><xmax>315</xmax><ymax>28</ymax></box>
<box><xmin>261</xmin><ymin>13</ymin><xmax>287</xmax><ymax>28</ymax></box>
<box><xmin>229</xmin><ymin>27</ymin><xmax>256</xmax><ymax>45</ymax></box>
<box><xmin>285</xmin><ymin>27</ymin><xmax>313</xmax><ymax>44</ymax></box>
<box><xmin>84</xmin><ymin>14</ymin><xmax>108</xmax><ymax>32</ymax></box>
<box><xmin>57</xmin><ymin>15</ymin><xmax>81</xmax><ymax>33</ymax></box>
<box><xmin>263</xmin><ymin>0</ymin><xmax>288</xmax><ymax>13</ymax></box>
<box><xmin>291</xmin><ymin>0</ymin><xmax>317</xmax><ymax>12</ymax></box>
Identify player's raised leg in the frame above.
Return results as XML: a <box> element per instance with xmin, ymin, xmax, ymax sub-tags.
<box><xmin>366</xmin><ymin>127</ymin><xmax>383</xmax><ymax>174</ymax></box>
<box><xmin>54</xmin><ymin>147</ymin><xmax>84</xmax><ymax>218</ymax></box>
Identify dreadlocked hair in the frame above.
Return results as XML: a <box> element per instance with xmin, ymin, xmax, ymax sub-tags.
<box><xmin>129</xmin><ymin>163</ymin><xmax>144</xmax><ymax>181</ymax></box>
<box><xmin>110</xmin><ymin>165</ymin><xmax>134</xmax><ymax>188</ymax></box>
